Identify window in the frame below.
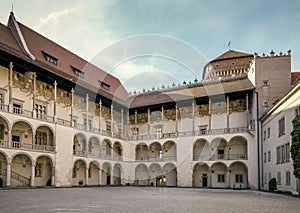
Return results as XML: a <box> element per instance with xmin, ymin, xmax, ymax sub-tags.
<box><xmin>0</xmin><ymin>124</ymin><xmax>4</xmax><ymax>139</ymax></box>
<box><xmin>276</xmin><ymin>143</ymin><xmax>290</xmax><ymax>164</ymax></box>
<box><xmin>13</xmin><ymin>103</ymin><xmax>21</xmax><ymax>114</ymax></box>
<box><xmin>264</xmin><ymin>152</ymin><xmax>267</xmax><ymax>163</ymax></box>
<box><xmin>277</xmin><ymin>172</ymin><xmax>281</xmax><ymax>185</ymax></box>
<box><xmin>278</xmin><ymin>117</ymin><xmax>285</xmax><ymax>137</ymax></box>
<box><xmin>235</xmin><ymin>174</ymin><xmax>243</xmax><ymax>183</ymax></box>
<box><xmin>100</xmin><ymin>81</ymin><xmax>110</xmax><ymax>91</ymax></box>
<box><xmin>267</xmin><ymin>127</ymin><xmax>270</xmax><ymax>138</ymax></box>
<box><xmin>199</xmin><ymin>125</ymin><xmax>208</xmax><ymax>135</ymax></box>
<box><xmin>35</xmin><ymin>164</ymin><xmax>42</xmax><ymax>177</ymax></box>
<box><xmin>71</xmin><ymin>66</ymin><xmax>84</xmax><ymax>77</ymax></box>
<box><xmin>35</xmin><ymin>104</ymin><xmax>46</xmax><ymax>119</ymax></box>
<box><xmin>0</xmin><ymin>93</ymin><xmax>3</xmax><ymax>109</ymax></box>
<box><xmin>263</xmin><ymin>101</ymin><xmax>269</xmax><ymax>107</ymax></box>
<box><xmin>106</xmin><ymin>121</ymin><xmax>111</xmax><ymax>133</ymax></box>
<box><xmin>218</xmin><ymin>149</ymin><xmax>224</xmax><ymax>159</ymax></box>
<box><xmin>285</xmin><ymin>143</ymin><xmax>290</xmax><ymax>162</ymax></box>
<box><xmin>295</xmin><ymin>106</ymin><xmax>300</xmax><ymax>115</ymax></box>
<box><xmin>263</xmin><ymin>80</ymin><xmax>269</xmax><ymax>87</ymax></box>
<box><xmin>43</xmin><ymin>52</ymin><xmax>58</xmax><ymax>65</ymax></box>
<box><xmin>156</xmin><ymin>127</ymin><xmax>162</xmax><ymax>139</ymax></box>
<box><xmin>88</xmin><ymin>167</ymin><xmax>92</xmax><ymax>178</ymax></box>
<box><xmin>286</xmin><ymin>171</ymin><xmax>291</xmax><ymax>185</ymax></box>
<box><xmin>218</xmin><ymin>174</ymin><xmax>225</xmax><ymax>183</ymax></box>
<box><xmin>84</xmin><ymin>118</ymin><xmax>92</xmax><ymax>131</ymax></box>
<box><xmin>263</xmin><ymin>130</ymin><xmax>266</xmax><ymax>141</ymax></box>
<box><xmin>35</xmin><ymin>131</ymin><xmax>47</xmax><ymax>145</ymax></box>
<box><xmin>264</xmin><ymin>173</ymin><xmax>267</xmax><ymax>184</ymax></box>
<box><xmin>133</xmin><ymin>127</ymin><xmax>139</xmax><ymax>137</ymax></box>
<box><xmin>267</xmin><ymin>151</ymin><xmax>271</xmax><ymax>162</ymax></box>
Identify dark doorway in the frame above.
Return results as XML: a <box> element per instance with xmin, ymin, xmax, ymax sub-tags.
<box><xmin>107</xmin><ymin>175</ymin><xmax>110</xmax><ymax>185</ymax></box>
<box><xmin>202</xmin><ymin>176</ymin><xmax>208</xmax><ymax>187</ymax></box>
<box><xmin>0</xmin><ymin>178</ymin><xmax>3</xmax><ymax>187</ymax></box>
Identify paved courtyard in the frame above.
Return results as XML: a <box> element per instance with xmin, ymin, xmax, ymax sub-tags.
<box><xmin>0</xmin><ymin>187</ymin><xmax>299</xmax><ymax>213</ymax></box>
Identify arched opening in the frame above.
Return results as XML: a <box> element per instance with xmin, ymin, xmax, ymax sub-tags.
<box><xmin>35</xmin><ymin>126</ymin><xmax>54</xmax><ymax>152</ymax></box>
<box><xmin>0</xmin><ymin>152</ymin><xmax>8</xmax><ymax>187</ymax></box>
<box><xmin>149</xmin><ymin>142</ymin><xmax>162</xmax><ymax>161</ymax></box>
<box><xmin>73</xmin><ymin>134</ymin><xmax>87</xmax><ymax>157</ymax></box>
<box><xmin>11</xmin><ymin>154</ymin><xmax>32</xmax><ymax>187</ymax></box>
<box><xmin>193</xmin><ymin>139</ymin><xmax>210</xmax><ymax>161</ymax></box>
<box><xmin>113</xmin><ymin>142</ymin><xmax>122</xmax><ymax>160</ymax></box>
<box><xmin>162</xmin><ymin>141</ymin><xmax>176</xmax><ymax>161</ymax></box>
<box><xmin>229</xmin><ymin>162</ymin><xmax>248</xmax><ymax>189</ymax></box>
<box><xmin>135</xmin><ymin>164</ymin><xmax>148</xmax><ymax>186</ymax></box>
<box><xmin>0</xmin><ymin>116</ymin><xmax>9</xmax><ymax>147</ymax></box>
<box><xmin>210</xmin><ymin>138</ymin><xmax>228</xmax><ymax>160</ymax></box>
<box><xmin>88</xmin><ymin>161</ymin><xmax>100</xmax><ymax>186</ymax></box>
<box><xmin>35</xmin><ymin>156</ymin><xmax>53</xmax><ymax>186</ymax></box>
<box><xmin>113</xmin><ymin>164</ymin><xmax>122</xmax><ymax>185</ymax></box>
<box><xmin>149</xmin><ymin>163</ymin><xmax>161</xmax><ymax>186</ymax></box>
<box><xmin>193</xmin><ymin>163</ymin><xmax>209</xmax><ymax>187</ymax></box>
<box><xmin>88</xmin><ymin>137</ymin><xmax>100</xmax><ymax>158</ymax></box>
<box><xmin>101</xmin><ymin>162</ymin><xmax>111</xmax><ymax>185</ymax></box>
<box><xmin>135</xmin><ymin>143</ymin><xmax>148</xmax><ymax>161</ymax></box>
<box><xmin>211</xmin><ymin>162</ymin><xmax>227</xmax><ymax>188</ymax></box>
<box><xmin>102</xmin><ymin>140</ymin><xmax>112</xmax><ymax>160</ymax></box>
<box><xmin>12</xmin><ymin>121</ymin><xmax>33</xmax><ymax>149</ymax></box>
<box><xmin>228</xmin><ymin>136</ymin><xmax>248</xmax><ymax>160</ymax></box>
<box><xmin>72</xmin><ymin>159</ymin><xmax>86</xmax><ymax>186</ymax></box>
<box><xmin>162</xmin><ymin>163</ymin><xmax>177</xmax><ymax>186</ymax></box>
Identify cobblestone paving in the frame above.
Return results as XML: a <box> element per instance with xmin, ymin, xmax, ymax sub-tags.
<box><xmin>0</xmin><ymin>187</ymin><xmax>299</xmax><ymax>213</ymax></box>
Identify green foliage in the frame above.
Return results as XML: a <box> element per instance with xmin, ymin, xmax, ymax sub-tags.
<box><xmin>268</xmin><ymin>178</ymin><xmax>277</xmax><ymax>192</ymax></box>
<box><xmin>291</xmin><ymin>114</ymin><xmax>300</xmax><ymax>179</ymax></box>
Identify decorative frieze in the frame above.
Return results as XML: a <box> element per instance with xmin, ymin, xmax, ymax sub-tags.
<box><xmin>211</xmin><ymin>101</ymin><xmax>226</xmax><ymax>114</ymax></box>
<box><xmin>229</xmin><ymin>99</ymin><xmax>246</xmax><ymax>113</ymax></box>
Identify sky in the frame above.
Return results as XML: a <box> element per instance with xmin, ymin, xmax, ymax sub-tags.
<box><xmin>0</xmin><ymin>0</ymin><xmax>300</xmax><ymax>92</ymax></box>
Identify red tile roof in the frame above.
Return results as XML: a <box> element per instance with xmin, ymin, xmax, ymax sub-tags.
<box><xmin>291</xmin><ymin>72</ymin><xmax>300</xmax><ymax>85</ymax></box>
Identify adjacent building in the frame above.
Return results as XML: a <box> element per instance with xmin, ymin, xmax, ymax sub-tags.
<box><xmin>0</xmin><ymin>12</ymin><xmax>299</xmax><ymax>193</ymax></box>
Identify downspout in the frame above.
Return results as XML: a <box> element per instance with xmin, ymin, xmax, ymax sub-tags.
<box><xmin>255</xmin><ymin>90</ymin><xmax>261</xmax><ymax>190</ymax></box>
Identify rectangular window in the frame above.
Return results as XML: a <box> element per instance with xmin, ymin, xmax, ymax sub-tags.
<box><xmin>285</xmin><ymin>143</ymin><xmax>290</xmax><ymax>162</ymax></box>
<box><xmin>235</xmin><ymin>174</ymin><xmax>243</xmax><ymax>183</ymax></box>
<box><xmin>286</xmin><ymin>171</ymin><xmax>291</xmax><ymax>185</ymax></box>
<box><xmin>101</xmin><ymin>82</ymin><xmax>110</xmax><ymax>91</ymax></box>
<box><xmin>278</xmin><ymin>117</ymin><xmax>285</xmax><ymax>137</ymax></box>
<box><xmin>71</xmin><ymin>66</ymin><xmax>84</xmax><ymax>77</ymax></box>
<box><xmin>276</xmin><ymin>147</ymin><xmax>280</xmax><ymax>164</ymax></box>
<box><xmin>106</xmin><ymin>121</ymin><xmax>111</xmax><ymax>133</ymax></box>
<box><xmin>199</xmin><ymin>125</ymin><xmax>208</xmax><ymax>135</ymax></box>
<box><xmin>264</xmin><ymin>152</ymin><xmax>267</xmax><ymax>163</ymax></box>
<box><xmin>156</xmin><ymin>127</ymin><xmax>162</xmax><ymax>139</ymax></box>
<box><xmin>218</xmin><ymin>149</ymin><xmax>224</xmax><ymax>159</ymax></box>
<box><xmin>267</xmin><ymin>127</ymin><xmax>270</xmax><ymax>138</ymax></box>
<box><xmin>35</xmin><ymin>131</ymin><xmax>47</xmax><ymax>145</ymax></box>
<box><xmin>218</xmin><ymin>174</ymin><xmax>225</xmax><ymax>183</ymax></box>
<box><xmin>13</xmin><ymin>103</ymin><xmax>21</xmax><ymax>114</ymax></box>
<box><xmin>0</xmin><ymin>93</ymin><xmax>3</xmax><ymax>109</ymax></box>
<box><xmin>263</xmin><ymin>80</ymin><xmax>269</xmax><ymax>87</ymax></box>
<box><xmin>35</xmin><ymin>164</ymin><xmax>42</xmax><ymax>177</ymax></box>
<box><xmin>35</xmin><ymin>104</ymin><xmax>47</xmax><ymax>119</ymax></box>
<box><xmin>264</xmin><ymin>173</ymin><xmax>267</xmax><ymax>184</ymax></box>
<box><xmin>263</xmin><ymin>130</ymin><xmax>266</xmax><ymax>141</ymax></box>
<box><xmin>277</xmin><ymin>172</ymin><xmax>281</xmax><ymax>185</ymax></box>
<box><xmin>268</xmin><ymin>151</ymin><xmax>271</xmax><ymax>162</ymax></box>
<box><xmin>43</xmin><ymin>51</ymin><xmax>58</xmax><ymax>65</ymax></box>
<box><xmin>263</xmin><ymin>101</ymin><xmax>269</xmax><ymax>107</ymax></box>
<box><xmin>133</xmin><ymin>127</ymin><xmax>139</xmax><ymax>137</ymax></box>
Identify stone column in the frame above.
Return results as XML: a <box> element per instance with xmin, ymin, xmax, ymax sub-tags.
<box><xmin>208</xmin><ymin>168</ymin><xmax>212</xmax><ymax>188</ymax></box>
<box><xmin>8</xmin><ymin>62</ymin><xmax>13</xmax><ymax>112</ymax></box>
<box><xmin>6</xmin><ymin>163</ymin><xmax>11</xmax><ymax>187</ymax></box>
<box><xmin>53</xmin><ymin>80</ymin><xmax>57</xmax><ymax>122</ymax></box>
<box><xmin>31</xmin><ymin>165</ymin><xmax>35</xmax><ymax>187</ymax></box>
<box><xmin>227</xmin><ymin>169</ymin><xmax>230</xmax><ymax>188</ymax></box>
<box><xmin>70</xmin><ymin>88</ymin><xmax>74</xmax><ymax>126</ymax></box>
<box><xmin>51</xmin><ymin>166</ymin><xmax>55</xmax><ymax>186</ymax></box>
<box><xmin>86</xmin><ymin>94</ymin><xmax>89</xmax><ymax>131</ymax></box>
<box><xmin>98</xmin><ymin>168</ymin><xmax>102</xmax><ymax>186</ymax></box>
<box><xmin>110</xmin><ymin>170</ymin><xmax>114</xmax><ymax>185</ymax></box>
<box><xmin>85</xmin><ymin>167</ymin><xmax>89</xmax><ymax>186</ymax></box>
<box><xmin>32</xmin><ymin>72</ymin><xmax>37</xmax><ymax>118</ymax></box>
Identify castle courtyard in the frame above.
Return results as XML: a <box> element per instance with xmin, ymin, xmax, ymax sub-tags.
<box><xmin>0</xmin><ymin>187</ymin><xmax>299</xmax><ymax>212</ymax></box>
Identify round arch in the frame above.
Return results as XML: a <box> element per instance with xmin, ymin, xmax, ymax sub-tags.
<box><xmin>193</xmin><ymin>162</ymin><xmax>209</xmax><ymax>187</ymax></box>
<box><xmin>10</xmin><ymin>153</ymin><xmax>33</xmax><ymax>187</ymax></box>
<box><xmin>113</xmin><ymin>141</ymin><xmax>122</xmax><ymax>160</ymax></box>
<box><xmin>149</xmin><ymin>142</ymin><xmax>162</xmax><ymax>161</ymax></box>
<box><xmin>73</xmin><ymin>134</ymin><xmax>87</xmax><ymax>156</ymax></box>
<box><xmin>11</xmin><ymin>120</ymin><xmax>34</xmax><ymax>149</ymax></box>
<box><xmin>162</xmin><ymin>163</ymin><xmax>177</xmax><ymax>187</ymax></box>
<box><xmin>193</xmin><ymin>138</ymin><xmax>210</xmax><ymax>161</ymax></box>
<box><xmin>35</xmin><ymin>155</ymin><xmax>54</xmax><ymax>186</ymax></box>
<box><xmin>211</xmin><ymin>162</ymin><xmax>227</xmax><ymax>188</ymax></box>
<box><xmin>88</xmin><ymin>136</ymin><xmax>101</xmax><ymax>157</ymax></box>
<box><xmin>162</xmin><ymin>140</ymin><xmax>176</xmax><ymax>161</ymax></box>
<box><xmin>35</xmin><ymin>125</ymin><xmax>55</xmax><ymax>149</ymax></box>
<box><xmin>113</xmin><ymin>163</ymin><xmax>122</xmax><ymax>185</ymax></box>
<box><xmin>228</xmin><ymin>161</ymin><xmax>248</xmax><ymax>189</ymax></box>
<box><xmin>101</xmin><ymin>162</ymin><xmax>112</xmax><ymax>185</ymax></box>
<box><xmin>102</xmin><ymin>139</ymin><xmax>112</xmax><ymax>159</ymax></box>
<box><xmin>135</xmin><ymin>163</ymin><xmax>148</xmax><ymax>186</ymax></box>
<box><xmin>210</xmin><ymin>137</ymin><xmax>228</xmax><ymax>160</ymax></box>
<box><xmin>228</xmin><ymin>136</ymin><xmax>248</xmax><ymax>160</ymax></box>
<box><xmin>135</xmin><ymin>143</ymin><xmax>148</xmax><ymax>161</ymax></box>
<box><xmin>72</xmin><ymin>159</ymin><xmax>87</xmax><ymax>186</ymax></box>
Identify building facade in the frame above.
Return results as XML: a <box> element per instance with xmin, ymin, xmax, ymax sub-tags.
<box><xmin>0</xmin><ymin>12</ymin><xmax>298</xmax><ymax>193</ymax></box>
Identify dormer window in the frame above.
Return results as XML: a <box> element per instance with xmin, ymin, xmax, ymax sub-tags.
<box><xmin>42</xmin><ymin>51</ymin><xmax>58</xmax><ymax>65</ymax></box>
<box><xmin>99</xmin><ymin>80</ymin><xmax>110</xmax><ymax>91</ymax></box>
<box><xmin>71</xmin><ymin>66</ymin><xmax>85</xmax><ymax>78</ymax></box>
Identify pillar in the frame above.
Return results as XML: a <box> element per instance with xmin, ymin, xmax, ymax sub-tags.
<box><xmin>227</xmin><ymin>169</ymin><xmax>230</xmax><ymax>188</ymax></box>
<box><xmin>8</xmin><ymin>62</ymin><xmax>13</xmax><ymax>112</ymax></box>
<box><xmin>53</xmin><ymin>80</ymin><xmax>57</xmax><ymax>122</ymax></box>
<box><xmin>6</xmin><ymin>163</ymin><xmax>11</xmax><ymax>187</ymax></box>
<box><xmin>111</xmin><ymin>104</ymin><xmax>114</xmax><ymax>136</ymax></box>
<box><xmin>51</xmin><ymin>167</ymin><xmax>55</xmax><ymax>186</ymax></box>
<box><xmin>32</xmin><ymin>72</ymin><xmax>37</xmax><ymax>118</ymax></box>
<box><xmin>147</xmin><ymin>107</ymin><xmax>150</xmax><ymax>139</ymax></box>
<box><xmin>86</xmin><ymin>94</ymin><xmax>89</xmax><ymax>131</ymax></box>
<box><xmin>110</xmin><ymin>170</ymin><xmax>114</xmax><ymax>185</ymax></box>
<box><xmin>134</xmin><ymin>110</ymin><xmax>137</xmax><ymax>139</ymax></box>
<box><xmin>175</xmin><ymin>104</ymin><xmax>178</xmax><ymax>136</ymax></box>
<box><xmin>208</xmin><ymin>168</ymin><xmax>212</xmax><ymax>188</ymax></box>
<box><xmin>85</xmin><ymin>167</ymin><xmax>89</xmax><ymax>186</ymax></box>
<box><xmin>192</xmin><ymin>101</ymin><xmax>195</xmax><ymax>135</ymax></box>
<box><xmin>31</xmin><ymin>165</ymin><xmax>35</xmax><ymax>187</ymax></box>
<box><xmin>98</xmin><ymin>168</ymin><xmax>102</xmax><ymax>186</ymax></box>
<box><xmin>70</xmin><ymin>88</ymin><xmax>74</xmax><ymax>126</ymax></box>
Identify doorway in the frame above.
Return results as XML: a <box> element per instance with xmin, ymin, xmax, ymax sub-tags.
<box><xmin>202</xmin><ymin>174</ymin><xmax>208</xmax><ymax>187</ymax></box>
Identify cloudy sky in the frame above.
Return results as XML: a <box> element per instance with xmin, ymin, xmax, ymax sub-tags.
<box><xmin>0</xmin><ymin>0</ymin><xmax>299</xmax><ymax>92</ymax></box>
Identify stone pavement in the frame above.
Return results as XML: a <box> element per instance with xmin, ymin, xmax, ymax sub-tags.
<box><xmin>0</xmin><ymin>187</ymin><xmax>299</xmax><ymax>213</ymax></box>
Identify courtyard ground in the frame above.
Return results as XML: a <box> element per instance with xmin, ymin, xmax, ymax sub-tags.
<box><xmin>0</xmin><ymin>187</ymin><xmax>299</xmax><ymax>213</ymax></box>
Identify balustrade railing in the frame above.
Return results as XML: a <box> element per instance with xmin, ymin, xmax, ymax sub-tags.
<box><xmin>193</xmin><ymin>153</ymin><xmax>247</xmax><ymax>161</ymax></box>
<box><xmin>8</xmin><ymin>141</ymin><xmax>55</xmax><ymax>152</ymax></box>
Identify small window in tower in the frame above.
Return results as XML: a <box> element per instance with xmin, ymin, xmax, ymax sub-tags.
<box><xmin>99</xmin><ymin>80</ymin><xmax>110</xmax><ymax>91</ymax></box>
<box><xmin>263</xmin><ymin>80</ymin><xmax>269</xmax><ymax>87</ymax></box>
<box><xmin>42</xmin><ymin>51</ymin><xmax>58</xmax><ymax>65</ymax></box>
<box><xmin>71</xmin><ymin>66</ymin><xmax>85</xmax><ymax>78</ymax></box>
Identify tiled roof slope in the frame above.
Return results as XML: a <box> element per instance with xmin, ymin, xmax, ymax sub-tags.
<box><xmin>1</xmin><ymin>13</ymin><xmax>128</xmax><ymax>104</ymax></box>
<box><xmin>128</xmin><ymin>76</ymin><xmax>254</xmax><ymax>108</ymax></box>
<box><xmin>211</xmin><ymin>50</ymin><xmax>253</xmax><ymax>62</ymax></box>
